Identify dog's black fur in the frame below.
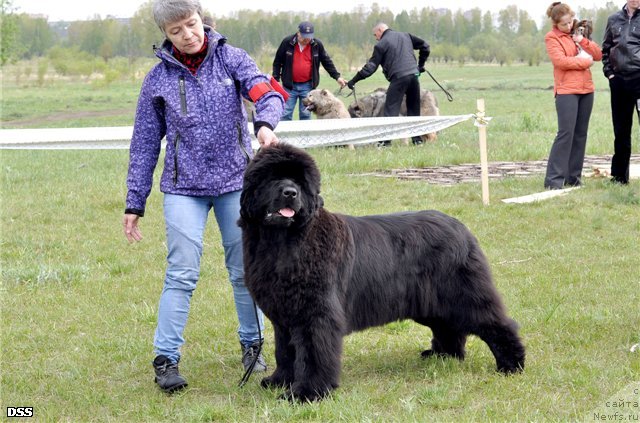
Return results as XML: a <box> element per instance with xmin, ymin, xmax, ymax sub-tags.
<box><xmin>239</xmin><ymin>143</ymin><xmax>525</xmax><ymax>402</ymax></box>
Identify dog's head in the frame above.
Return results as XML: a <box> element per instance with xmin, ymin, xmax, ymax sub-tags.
<box><xmin>239</xmin><ymin>143</ymin><xmax>323</xmax><ymax>228</ymax></box>
<box><xmin>571</xmin><ymin>19</ymin><xmax>593</xmax><ymax>40</ymax></box>
<box><xmin>347</xmin><ymin>101</ymin><xmax>364</xmax><ymax>118</ymax></box>
<box><xmin>348</xmin><ymin>88</ymin><xmax>387</xmax><ymax>118</ymax></box>
<box><xmin>302</xmin><ymin>89</ymin><xmax>334</xmax><ymax>114</ymax></box>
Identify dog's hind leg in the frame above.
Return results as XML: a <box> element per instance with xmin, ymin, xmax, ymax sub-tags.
<box><xmin>416</xmin><ymin>319</ymin><xmax>467</xmax><ymax>360</ymax></box>
<box><xmin>261</xmin><ymin>324</ymin><xmax>295</xmax><ymax>389</ymax></box>
<box><xmin>473</xmin><ymin>319</ymin><xmax>525</xmax><ymax>374</ymax></box>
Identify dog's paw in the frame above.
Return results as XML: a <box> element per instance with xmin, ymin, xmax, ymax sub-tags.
<box><xmin>288</xmin><ymin>386</ymin><xmax>330</xmax><ymax>403</ymax></box>
<box><xmin>421</xmin><ymin>349</ymin><xmax>452</xmax><ymax>359</ymax></box>
<box><xmin>278</xmin><ymin>389</ymin><xmax>296</xmax><ymax>402</ymax></box>
<box><xmin>421</xmin><ymin>349</ymin><xmax>438</xmax><ymax>358</ymax></box>
<box><xmin>260</xmin><ymin>372</ymin><xmax>292</xmax><ymax>389</ymax></box>
<box><xmin>496</xmin><ymin>359</ymin><xmax>525</xmax><ymax>374</ymax></box>
<box><xmin>497</xmin><ymin>364</ymin><xmax>524</xmax><ymax>374</ymax></box>
<box><xmin>421</xmin><ymin>349</ymin><xmax>465</xmax><ymax>360</ymax></box>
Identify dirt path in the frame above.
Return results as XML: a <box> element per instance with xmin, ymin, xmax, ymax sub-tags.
<box><xmin>369</xmin><ymin>154</ymin><xmax>640</xmax><ymax>185</ymax></box>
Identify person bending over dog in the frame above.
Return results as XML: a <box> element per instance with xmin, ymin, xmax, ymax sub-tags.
<box><xmin>346</xmin><ymin>22</ymin><xmax>430</xmax><ymax>147</ymax></box>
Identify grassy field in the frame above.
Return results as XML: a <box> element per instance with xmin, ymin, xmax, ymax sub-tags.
<box><xmin>1</xmin><ymin>63</ymin><xmax>639</xmax><ymax>422</ymax></box>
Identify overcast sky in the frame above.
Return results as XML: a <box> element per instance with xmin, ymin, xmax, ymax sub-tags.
<box><xmin>12</xmin><ymin>0</ymin><xmax>608</xmax><ymax>27</ymax></box>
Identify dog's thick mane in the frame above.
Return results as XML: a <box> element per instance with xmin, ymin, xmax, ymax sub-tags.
<box><xmin>239</xmin><ymin>143</ymin><xmax>322</xmax><ymax>225</ymax></box>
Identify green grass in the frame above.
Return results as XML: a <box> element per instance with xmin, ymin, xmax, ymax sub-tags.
<box><xmin>1</xmin><ymin>63</ymin><xmax>639</xmax><ymax>421</ymax></box>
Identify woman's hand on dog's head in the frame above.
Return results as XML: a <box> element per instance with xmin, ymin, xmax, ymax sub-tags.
<box><xmin>257</xmin><ymin>126</ymin><xmax>279</xmax><ymax>148</ymax></box>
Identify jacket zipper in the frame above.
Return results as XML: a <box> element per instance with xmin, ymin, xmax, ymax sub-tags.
<box><xmin>237</xmin><ymin>123</ymin><xmax>251</xmax><ymax>164</ymax></box>
<box><xmin>173</xmin><ymin>133</ymin><xmax>181</xmax><ymax>185</ymax></box>
<box><xmin>179</xmin><ymin>76</ymin><xmax>187</xmax><ymax>115</ymax></box>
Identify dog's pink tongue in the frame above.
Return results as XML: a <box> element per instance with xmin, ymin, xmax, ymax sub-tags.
<box><xmin>279</xmin><ymin>208</ymin><xmax>295</xmax><ymax>218</ymax></box>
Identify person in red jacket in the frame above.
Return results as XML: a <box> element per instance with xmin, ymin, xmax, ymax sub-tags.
<box><xmin>543</xmin><ymin>2</ymin><xmax>602</xmax><ymax>189</ymax></box>
<box><xmin>272</xmin><ymin>22</ymin><xmax>347</xmax><ymax>120</ymax></box>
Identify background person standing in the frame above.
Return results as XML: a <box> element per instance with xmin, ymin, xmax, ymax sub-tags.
<box><xmin>543</xmin><ymin>2</ymin><xmax>602</xmax><ymax>189</ymax></box>
<box><xmin>602</xmin><ymin>0</ymin><xmax>640</xmax><ymax>184</ymax></box>
<box><xmin>346</xmin><ymin>22</ymin><xmax>430</xmax><ymax>146</ymax></box>
<box><xmin>272</xmin><ymin>21</ymin><xmax>347</xmax><ymax>120</ymax></box>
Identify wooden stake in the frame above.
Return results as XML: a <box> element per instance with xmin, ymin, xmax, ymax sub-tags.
<box><xmin>477</xmin><ymin>99</ymin><xmax>490</xmax><ymax>205</ymax></box>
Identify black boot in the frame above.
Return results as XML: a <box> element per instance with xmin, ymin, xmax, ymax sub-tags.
<box><xmin>153</xmin><ymin>355</ymin><xmax>188</xmax><ymax>393</ymax></box>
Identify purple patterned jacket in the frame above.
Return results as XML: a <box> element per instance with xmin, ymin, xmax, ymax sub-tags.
<box><xmin>125</xmin><ymin>28</ymin><xmax>284</xmax><ymax>216</ymax></box>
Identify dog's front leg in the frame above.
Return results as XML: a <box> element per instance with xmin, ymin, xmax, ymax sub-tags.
<box><xmin>261</xmin><ymin>324</ymin><xmax>295</xmax><ymax>389</ymax></box>
<box><xmin>286</xmin><ymin>321</ymin><xmax>343</xmax><ymax>402</ymax></box>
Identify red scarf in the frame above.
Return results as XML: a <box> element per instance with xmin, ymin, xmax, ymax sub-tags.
<box><xmin>172</xmin><ymin>35</ymin><xmax>209</xmax><ymax>75</ymax></box>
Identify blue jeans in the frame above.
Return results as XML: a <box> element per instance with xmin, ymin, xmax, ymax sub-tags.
<box><xmin>154</xmin><ymin>192</ymin><xmax>264</xmax><ymax>363</ymax></box>
<box><xmin>281</xmin><ymin>81</ymin><xmax>312</xmax><ymax>120</ymax></box>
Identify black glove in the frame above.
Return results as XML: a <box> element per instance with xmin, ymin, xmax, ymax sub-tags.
<box><xmin>347</xmin><ymin>72</ymin><xmax>364</xmax><ymax>90</ymax></box>
<box><xmin>418</xmin><ymin>66</ymin><xmax>426</xmax><ymax>74</ymax></box>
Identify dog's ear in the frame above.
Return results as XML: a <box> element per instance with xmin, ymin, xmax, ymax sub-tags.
<box><xmin>321</xmin><ymin>89</ymin><xmax>329</xmax><ymax>96</ymax></box>
<box><xmin>583</xmin><ymin>20</ymin><xmax>593</xmax><ymax>40</ymax></box>
<box><xmin>239</xmin><ymin>159</ymin><xmax>263</xmax><ymax>224</ymax></box>
<box><xmin>305</xmin><ymin>193</ymin><xmax>324</xmax><ymax>220</ymax></box>
<box><xmin>238</xmin><ymin>188</ymin><xmax>253</xmax><ymax>224</ymax></box>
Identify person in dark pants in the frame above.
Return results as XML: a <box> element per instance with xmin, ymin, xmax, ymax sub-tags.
<box><xmin>347</xmin><ymin>22</ymin><xmax>430</xmax><ymax>146</ymax></box>
<box><xmin>543</xmin><ymin>2</ymin><xmax>602</xmax><ymax>189</ymax></box>
<box><xmin>272</xmin><ymin>21</ymin><xmax>346</xmax><ymax>121</ymax></box>
<box><xmin>602</xmin><ymin>0</ymin><xmax>640</xmax><ymax>184</ymax></box>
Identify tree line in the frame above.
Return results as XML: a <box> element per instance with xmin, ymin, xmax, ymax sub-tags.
<box><xmin>0</xmin><ymin>0</ymin><xmax>620</xmax><ymax>75</ymax></box>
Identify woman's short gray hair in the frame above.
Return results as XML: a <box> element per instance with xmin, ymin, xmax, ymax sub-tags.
<box><xmin>153</xmin><ymin>0</ymin><xmax>203</xmax><ymax>32</ymax></box>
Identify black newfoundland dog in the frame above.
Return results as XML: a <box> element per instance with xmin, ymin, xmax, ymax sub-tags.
<box><xmin>239</xmin><ymin>143</ymin><xmax>525</xmax><ymax>402</ymax></box>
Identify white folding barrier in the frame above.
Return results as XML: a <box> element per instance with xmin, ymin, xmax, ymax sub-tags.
<box><xmin>0</xmin><ymin>115</ymin><xmax>473</xmax><ymax>150</ymax></box>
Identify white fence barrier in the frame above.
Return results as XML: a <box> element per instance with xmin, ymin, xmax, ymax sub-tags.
<box><xmin>0</xmin><ymin>115</ymin><xmax>473</xmax><ymax>150</ymax></box>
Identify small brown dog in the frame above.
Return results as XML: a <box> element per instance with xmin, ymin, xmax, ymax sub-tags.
<box><xmin>572</xmin><ymin>19</ymin><xmax>593</xmax><ymax>40</ymax></box>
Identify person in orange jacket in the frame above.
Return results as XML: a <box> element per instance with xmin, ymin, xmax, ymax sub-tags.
<box><xmin>543</xmin><ymin>2</ymin><xmax>602</xmax><ymax>189</ymax></box>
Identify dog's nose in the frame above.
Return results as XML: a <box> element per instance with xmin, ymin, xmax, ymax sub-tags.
<box><xmin>282</xmin><ymin>186</ymin><xmax>298</xmax><ymax>198</ymax></box>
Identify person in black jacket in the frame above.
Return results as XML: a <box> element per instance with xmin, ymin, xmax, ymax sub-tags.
<box><xmin>272</xmin><ymin>21</ymin><xmax>347</xmax><ymax>120</ymax></box>
<box><xmin>602</xmin><ymin>0</ymin><xmax>640</xmax><ymax>184</ymax></box>
<box><xmin>347</xmin><ymin>22</ymin><xmax>430</xmax><ymax>146</ymax></box>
